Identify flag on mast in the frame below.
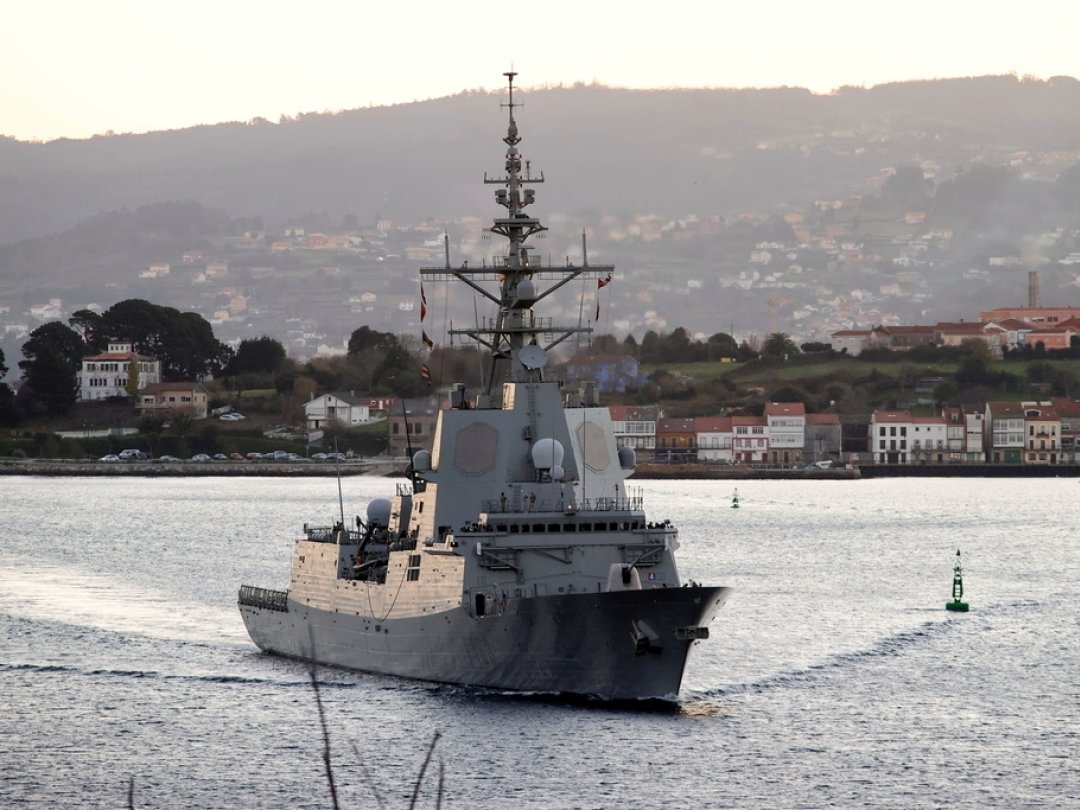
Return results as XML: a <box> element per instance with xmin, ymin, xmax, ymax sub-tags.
<box><xmin>597</xmin><ymin>272</ymin><xmax>613</xmax><ymax>289</ymax></box>
<box><xmin>420</xmin><ymin>285</ymin><xmax>428</xmax><ymax>321</ymax></box>
<box><xmin>422</xmin><ymin>330</ymin><xmax>434</xmax><ymax>350</ymax></box>
<box><xmin>420</xmin><ymin>364</ymin><xmax>432</xmax><ymax>385</ymax></box>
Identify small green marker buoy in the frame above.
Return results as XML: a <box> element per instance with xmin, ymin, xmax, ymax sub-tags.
<box><xmin>731</xmin><ymin>488</ymin><xmax>740</xmax><ymax>509</ymax></box>
<box><xmin>946</xmin><ymin>549</ymin><xmax>969</xmax><ymax>612</ymax></box>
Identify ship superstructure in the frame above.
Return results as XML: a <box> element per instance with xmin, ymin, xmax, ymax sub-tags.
<box><xmin>238</xmin><ymin>73</ymin><xmax>730</xmax><ymax>701</ymax></box>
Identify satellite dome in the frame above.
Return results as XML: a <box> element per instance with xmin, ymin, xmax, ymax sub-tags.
<box><xmin>531</xmin><ymin>438</ymin><xmax>564</xmax><ymax>470</ymax></box>
<box><xmin>366</xmin><ymin>498</ymin><xmax>392</xmax><ymax>527</ymax></box>
<box><xmin>412</xmin><ymin>449</ymin><xmax>432</xmax><ymax>472</ymax></box>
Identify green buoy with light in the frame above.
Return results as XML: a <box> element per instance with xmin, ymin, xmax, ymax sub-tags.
<box><xmin>946</xmin><ymin>549</ymin><xmax>969</xmax><ymax>612</ymax></box>
<box><xmin>731</xmin><ymin>488</ymin><xmax>740</xmax><ymax>509</ymax></box>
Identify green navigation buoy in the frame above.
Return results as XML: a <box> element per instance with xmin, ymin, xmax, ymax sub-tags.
<box><xmin>731</xmin><ymin>488</ymin><xmax>740</xmax><ymax>509</ymax></box>
<box><xmin>946</xmin><ymin>549</ymin><xmax>969</xmax><ymax>612</ymax></box>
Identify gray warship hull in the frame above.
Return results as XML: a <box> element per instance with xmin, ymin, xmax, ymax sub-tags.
<box><xmin>240</xmin><ymin>585</ymin><xmax>730</xmax><ymax>701</ymax></box>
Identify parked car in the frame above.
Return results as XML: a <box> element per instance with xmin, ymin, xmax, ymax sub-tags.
<box><xmin>191</xmin><ymin>453</ymin><xmax>211</xmax><ymax>462</ymax></box>
<box><xmin>118</xmin><ymin>449</ymin><xmax>147</xmax><ymax>460</ymax></box>
<box><xmin>245</xmin><ymin>452</ymin><xmax>264</xmax><ymax>461</ymax></box>
<box><xmin>228</xmin><ymin>453</ymin><xmax>245</xmax><ymax>461</ymax></box>
<box><xmin>99</xmin><ymin>454</ymin><xmax>120</xmax><ymax>462</ymax></box>
<box><xmin>311</xmin><ymin>453</ymin><xmax>328</xmax><ymax>461</ymax></box>
<box><xmin>157</xmin><ymin>455</ymin><xmax>179</xmax><ymax>462</ymax></box>
<box><xmin>269</xmin><ymin>450</ymin><xmax>289</xmax><ymax>461</ymax></box>
<box><xmin>219</xmin><ymin>412</ymin><xmax>247</xmax><ymax>421</ymax></box>
<box><xmin>212</xmin><ymin>453</ymin><xmax>229</xmax><ymax>461</ymax></box>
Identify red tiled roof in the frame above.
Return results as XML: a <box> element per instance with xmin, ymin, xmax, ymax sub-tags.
<box><xmin>765</xmin><ymin>402</ymin><xmax>806</xmax><ymax>416</ymax></box>
<box><xmin>693</xmin><ymin>416</ymin><xmax>732</xmax><ymax>432</ymax></box>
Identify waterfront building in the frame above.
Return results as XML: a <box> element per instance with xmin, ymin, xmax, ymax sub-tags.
<box><xmin>732</xmin><ymin>415</ymin><xmax>768</xmax><ymax>464</ymax></box>
<box><xmin>655</xmin><ymin>417</ymin><xmax>697</xmax><ymax>463</ymax></box>
<box><xmin>765</xmin><ymin>402</ymin><xmax>805</xmax><ymax>466</ymax></box>
<box><xmin>805</xmin><ymin>413</ymin><xmax>841</xmax><ymax>463</ymax></box>
<box><xmin>1020</xmin><ymin>402</ymin><xmax>1060</xmax><ymax>464</ymax></box>
<box><xmin>608</xmin><ymin>405</ymin><xmax>658</xmax><ymax>456</ymax></box>
<box><xmin>985</xmin><ymin>401</ymin><xmax>1026</xmax><ymax>463</ymax></box>
<box><xmin>694</xmin><ymin>416</ymin><xmax>733</xmax><ymax>463</ymax></box>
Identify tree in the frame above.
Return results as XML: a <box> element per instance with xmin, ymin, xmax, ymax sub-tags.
<box><xmin>225</xmin><ymin>336</ymin><xmax>287</xmax><ymax>376</ymax></box>
<box><xmin>19</xmin><ymin>322</ymin><xmax>84</xmax><ymax>416</ymax></box>
<box><xmin>761</xmin><ymin>332</ymin><xmax>799</xmax><ymax>360</ymax></box>
<box><xmin>125</xmin><ymin>359</ymin><xmax>141</xmax><ymax>397</ymax></box>
<box><xmin>101</xmin><ymin>299</ymin><xmax>230</xmax><ymax>381</ymax></box>
<box><xmin>347</xmin><ymin>326</ymin><xmax>396</xmax><ymax>356</ymax></box>
<box><xmin>68</xmin><ymin>309</ymin><xmax>107</xmax><ymax>351</ymax></box>
<box><xmin>0</xmin><ymin>346</ymin><xmax>15</xmax><ymax>426</ymax></box>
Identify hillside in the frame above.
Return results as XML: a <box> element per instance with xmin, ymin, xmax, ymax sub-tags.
<box><xmin>2</xmin><ymin>75</ymin><xmax>1079</xmax><ymax>245</ymax></box>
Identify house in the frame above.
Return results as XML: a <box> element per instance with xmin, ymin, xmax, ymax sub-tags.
<box><xmin>731</xmin><ymin>415</ymin><xmax>768</xmax><ymax>463</ymax></box>
<box><xmin>386</xmin><ymin>397</ymin><xmax>440</xmax><ymax>457</ymax></box>
<box><xmin>566</xmin><ymin>354</ymin><xmax>646</xmax><ymax>393</ymax></box>
<box><xmin>942</xmin><ymin>405</ymin><xmax>987</xmax><ymax>463</ymax></box>
<box><xmin>805</xmin><ymin>413</ymin><xmax>841</xmax><ymax>463</ymax></box>
<box><xmin>1021</xmin><ymin>326</ymin><xmax>1077</xmax><ymax>351</ymax></box>
<box><xmin>985</xmin><ymin>401</ymin><xmax>1025</xmax><ymax>463</ymax></box>
<box><xmin>694</xmin><ymin>416</ymin><xmax>733</xmax><ymax>463</ymax></box>
<box><xmin>1052</xmin><ymin>398</ymin><xmax>1080</xmax><ymax>462</ymax></box>
<box><xmin>979</xmin><ymin>306</ymin><xmax>1080</xmax><ymax>326</ymax></box>
<box><xmin>872</xmin><ymin>325</ymin><xmax>936</xmax><ymax>351</ymax></box>
<box><xmin>137</xmin><ymin>381</ymin><xmax>208</xmax><ymax>419</ymax></box>
<box><xmin>988</xmin><ymin>318</ymin><xmax>1033</xmax><ymax>352</ymax></box>
<box><xmin>78</xmin><ymin>341</ymin><xmax>162</xmax><ymax>401</ymax></box>
<box><xmin>1021</xmin><ymin>402</ymin><xmax>1061</xmax><ymax>464</ymax></box>
<box><xmin>934</xmin><ymin>322</ymin><xmax>1006</xmax><ymax>357</ymax></box>
<box><xmin>608</xmin><ymin>405</ymin><xmax>658</xmax><ymax>455</ymax></box>
<box><xmin>764</xmin><ymin>402</ymin><xmax>805</xmax><ymax>465</ymax></box>
<box><xmin>655</xmin><ymin>417</ymin><xmax>697</xmax><ymax>463</ymax></box>
<box><xmin>869</xmin><ymin>410</ymin><xmax>947</xmax><ymax>464</ymax></box>
<box><xmin>305</xmin><ymin>392</ymin><xmax>372</xmax><ymax>430</ymax></box>
<box><xmin>830</xmin><ymin>329</ymin><xmax>874</xmax><ymax>355</ymax></box>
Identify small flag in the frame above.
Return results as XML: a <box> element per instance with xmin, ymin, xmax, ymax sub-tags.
<box><xmin>595</xmin><ymin>301</ymin><xmax>600</xmax><ymax>322</ymax></box>
<box><xmin>597</xmin><ymin>272</ymin><xmax>613</xmax><ymax>289</ymax></box>
<box><xmin>422</xmin><ymin>330</ymin><xmax>433</xmax><ymax>351</ymax></box>
<box><xmin>420</xmin><ymin>364</ymin><xmax>431</xmax><ymax>384</ymax></box>
<box><xmin>420</xmin><ymin>285</ymin><xmax>428</xmax><ymax>321</ymax></box>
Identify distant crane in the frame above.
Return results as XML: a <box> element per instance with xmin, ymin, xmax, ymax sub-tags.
<box><xmin>767</xmin><ymin>297</ymin><xmax>793</xmax><ymax>335</ymax></box>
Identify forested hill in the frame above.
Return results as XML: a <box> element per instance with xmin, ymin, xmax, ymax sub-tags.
<box><xmin>1</xmin><ymin>75</ymin><xmax>1079</xmax><ymax>245</ymax></box>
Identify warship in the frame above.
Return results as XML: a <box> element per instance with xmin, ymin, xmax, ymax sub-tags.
<box><xmin>238</xmin><ymin>72</ymin><xmax>731</xmax><ymax>701</ymax></box>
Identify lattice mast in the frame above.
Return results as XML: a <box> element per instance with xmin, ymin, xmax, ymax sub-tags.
<box><xmin>419</xmin><ymin>71</ymin><xmax>612</xmax><ymax>398</ymax></box>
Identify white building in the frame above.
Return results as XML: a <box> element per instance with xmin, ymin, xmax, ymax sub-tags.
<box><xmin>870</xmin><ymin>410</ymin><xmax>948</xmax><ymax>464</ymax></box>
<box><xmin>765</xmin><ymin>402</ymin><xmax>805</xmax><ymax>465</ymax></box>
<box><xmin>608</xmin><ymin>405</ymin><xmax>658</xmax><ymax>453</ymax></box>
<box><xmin>694</xmin><ymin>416</ymin><xmax>733</xmax><ymax>463</ymax></box>
<box><xmin>305</xmin><ymin>392</ymin><xmax>372</xmax><ymax>430</ymax></box>
<box><xmin>78</xmin><ymin>342</ymin><xmax>162</xmax><ymax>401</ymax></box>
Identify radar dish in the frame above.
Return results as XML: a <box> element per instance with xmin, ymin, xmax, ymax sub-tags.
<box><xmin>519</xmin><ymin>345</ymin><xmax>548</xmax><ymax>369</ymax></box>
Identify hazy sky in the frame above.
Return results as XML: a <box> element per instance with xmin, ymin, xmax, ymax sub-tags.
<box><xmin>4</xmin><ymin>0</ymin><xmax>1078</xmax><ymax>142</ymax></box>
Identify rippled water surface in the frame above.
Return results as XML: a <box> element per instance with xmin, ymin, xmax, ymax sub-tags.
<box><xmin>2</xmin><ymin>476</ymin><xmax>1078</xmax><ymax>808</ymax></box>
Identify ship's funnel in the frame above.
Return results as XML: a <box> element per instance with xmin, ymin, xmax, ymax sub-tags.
<box><xmin>531</xmin><ymin>438</ymin><xmax>564</xmax><ymax>470</ymax></box>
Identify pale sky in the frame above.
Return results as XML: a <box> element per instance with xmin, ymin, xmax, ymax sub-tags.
<box><xmin>3</xmin><ymin>0</ymin><xmax>1078</xmax><ymax>142</ymax></box>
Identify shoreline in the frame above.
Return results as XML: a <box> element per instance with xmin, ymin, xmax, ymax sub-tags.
<box><xmin>5</xmin><ymin>460</ymin><xmax>1077</xmax><ymax>479</ymax></box>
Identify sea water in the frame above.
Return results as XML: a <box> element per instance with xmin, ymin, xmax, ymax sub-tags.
<box><xmin>1</xmin><ymin>476</ymin><xmax>1077</xmax><ymax>808</ymax></box>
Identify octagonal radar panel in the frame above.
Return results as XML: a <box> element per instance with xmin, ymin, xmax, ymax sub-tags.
<box><xmin>519</xmin><ymin>344</ymin><xmax>548</xmax><ymax>370</ymax></box>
